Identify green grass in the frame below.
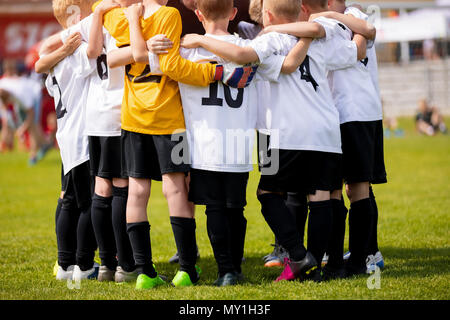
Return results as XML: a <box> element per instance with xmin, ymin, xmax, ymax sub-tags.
<box><xmin>0</xmin><ymin>118</ymin><xmax>449</xmax><ymax>300</ymax></box>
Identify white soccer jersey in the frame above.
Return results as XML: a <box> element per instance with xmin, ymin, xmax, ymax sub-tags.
<box><xmin>326</xmin><ymin>7</ymin><xmax>383</xmax><ymax>124</ymax></box>
<box><xmin>61</xmin><ymin>14</ymin><xmax>124</xmax><ymax>137</ymax></box>
<box><xmin>44</xmin><ymin>39</ymin><xmax>94</xmax><ymax>175</ymax></box>
<box><xmin>178</xmin><ymin>34</ymin><xmax>284</xmax><ymax>173</ymax></box>
<box><xmin>249</xmin><ymin>18</ymin><xmax>358</xmax><ymax>153</ymax></box>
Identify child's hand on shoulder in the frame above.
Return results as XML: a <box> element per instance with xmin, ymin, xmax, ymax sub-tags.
<box><xmin>63</xmin><ymin>32</ymin><xmax>82</xmax><ymax>55</ymax></box>
<box><xmin>180</xmin><ymin>34</ymin><xmax>203</xmax><ymax>49</ymax></box>
<box><xmin>125</xmin><ymin>3</ymin><xmax>143</xmax><ymax>21</ymax></box>
<box><xmin>95</xmin><ymin>0</ymin><xmax>120</xmax><ymax>15</ymax></box>
<box><xmin>147</xmin><ymin>34</ymin><xmax>173</xmax><ymax>55</ymax></box>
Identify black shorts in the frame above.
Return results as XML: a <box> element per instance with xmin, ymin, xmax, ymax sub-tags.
<box><xmin>88</xmin><ymin>136</ymin><xmax>124</xmax><ymax>179</ymax></box>
<box><xmin>62</xmin><ymin>161</ymin><xmax>93</xmax><ymax>210</ymax></box>
<box><xmin>121</xmin><ymin>130</ymin><xmax>190</xmax><ymax>181</ymax></box>
<box><xmin>258</xmin><ymin>149</ymin><xmax>342</xmax><ymax>195</ymax></box>
<box><xmin>340</xmin><ymin>120</ymin><xmax>387</xmax><ymax>184</ymax></box>
<box><xmin>189</xmin><ymin>169</ymin><xmax>249</xmax><ymax>208</ymax></box>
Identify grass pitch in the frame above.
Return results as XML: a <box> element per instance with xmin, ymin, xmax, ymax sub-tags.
<box><xmin>0</xmin><ymin>118</ymin><xmax>449</xmax><ymax>300</ymax></box>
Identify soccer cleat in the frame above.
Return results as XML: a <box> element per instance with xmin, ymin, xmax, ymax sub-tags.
<box><xmin>366</xmin><ymin>251</ymin><xmax>385</xmax><ymax>274</ymax></box>
<box><xmin>169</xmin><ymin>246</ymin><xmax>200</xmax><ymax>264</ymax></box>
<box><xmin>171</xmin><ymin>266</ymin><xmax>202</xmax><ymax>287</ymax></box>
<box><xmin>135</xmin><ymin>273</ymin><xmax>166</xmax><ymax>290</ymax></box>
<box><xmin>321</xmin><ymin>253</ymin><xmax>329</xmax><ymax>267</ymax></box>
<box><xmin>98</xmin><ymin>265</ymin><xmax>116</xmax><ymax>282</ymax></box>
<box><xmin>374</xmin><ymin>251</ymin><xmax>385</xmax><ymax>269</ymax></box>
<box><xmin>275</xmin><ymin>252</ymin><xmax>318</xmax><ymax>282</ymax></box>
<box><xmin>56</xmin><ymin>265</ymin><xmax>75</xmax><ymax>280</ymax></box>
<box><xmin>115</xmin><ymin>266</ymin><xmax>139</xmax><ymax>283</ymax></box>
<box><xmin>213</xmin><ymin>272</ymin><xmax>239</xmax><ymax>287</ymax></box>
<box><xmin>343</xmin><ymin>251</ymin><xmax>351</xmax><ymax>260</ymax></box>
<box><xmin>263</xmin><ymin>244</ymin><xmax>289</xmax><ymax>267</ymax></box>
<box><xmin>322</xmin><ymin>264</ymin><xmax>346</xmax><ymax>281</ymax></box>
<box><xmin>72</xmin><ymin>262</ymin><xmax>100</xmax><ymax>281</ymax></box>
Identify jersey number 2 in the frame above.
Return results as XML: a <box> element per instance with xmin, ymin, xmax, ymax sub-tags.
<box><xmin>202</xmin><ymin>82</ymin><xmax>244</xmax><ymax>109</ymax></box>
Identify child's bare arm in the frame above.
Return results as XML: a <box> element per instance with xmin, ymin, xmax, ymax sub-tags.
<box><xmin>353</xmin><ymin>33</ymin><xmax>367</xmax><ymax>60</ymax></box>
<box><xmin>309</xmin><ymin>11</ymin><xmax>376</xmax><ymax>40</ymax></box>
<box><xmin>35</xmin><ymin>33</ymin><xmax>82</xmax><ymax>74</ymax></box>
<box><xmin>126</xmin><ymin>3</ymin><xmax>149</xmax><ymax>64</ymax></box>
<box><xmin>107</xmin><ymin>47</ymin><xmax>134</xmax><ymax>68</ymax></box>
<box><xmin>87</xmin><ymin>0</ymin><xmax>120</xmax><ymax>59</ymax></box>
<box><xmin>181</xmin><ymin>34</ymin><xmax>259</xmax><ymax>65</ymax></box>
<box><xmin>281</xmin><ymin>38</ymin><xmax>313</xmax><ymax>74</ymax></box>
<box><xmin>39</xmin><ymin>32</ymin><xmax>64</xmax><ymax>56</ymax></box>
<box><xmin>262</xmin><ymin>22</ymin><xmax>326</xmax><ymax>39</ymax></box>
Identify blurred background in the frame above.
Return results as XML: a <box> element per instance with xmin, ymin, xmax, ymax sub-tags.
<box><xmin>0</xmin><ymin>0</ymin><xmax>448</xmax><ymax>162</ymax></box>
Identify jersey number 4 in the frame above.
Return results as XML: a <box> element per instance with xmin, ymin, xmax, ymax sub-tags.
<box><xmin>299</xmin><ymin>56</ymin><xmax>319</xmax><ymax>92</ymax></box>
<box><xmin>202</xmin><ymin>82</ymin><xmax>244</xmax><ymax>109</ymax></box>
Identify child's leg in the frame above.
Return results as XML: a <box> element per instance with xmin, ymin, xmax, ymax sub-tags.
<box><xmin>346</xmin><ymin>182</ymin><xmax>373</xmax><ymax>272</ymax></box>
<box><xmin>76</xmin><ymin>205</ymin><xmax>97</xmax><ymax>271</ymax></box>
<box><xmin>285</xmin><ymin>192</ymin><xmax>308</xmax><ymax>245</ymax></box>
<box><xmin>91</xmin><ymin>177</ymin><xmax>117</xmax><ymax>271</ymax></box>
<box><xmin>57</xmin><ymin>198</ymin><xmax>80</xmax><ymax>270</ymax></box>
<box><xmin>226</xmin><ymin>207</ymin><xmax>247</xmax><ymax>274</ymax></box>
<box><xmin>112</xmin><ymin>179</ymin><xmax>136</xmax><ymax>272</ymax></box>
<box><xmin>326</xmin><ymin>190</ymin><xmax>348</xmax><ymax>269</ymax></box>
<box><xmin>206</xmin><ymin>204</ymin><xmax>235</xmax><ymax>277</ymax></box>
<box><xmin>307</xmin><ymin>190</ymin><xmax>333</xmax><ymax>269</ymax></box>
<box><xmin>368</xmin><ymin>185</ymin><xmax>379</xmax><ymax>255</ymax></box>
<box><xmin>163</xmin><ymin>173</ymin><xmax>198</xmax><ymax>282</ymax></box>
<box><xmin>126</xmin><ymin>177</ymin><xmax>157</xmax><ymax>278</ymax></box>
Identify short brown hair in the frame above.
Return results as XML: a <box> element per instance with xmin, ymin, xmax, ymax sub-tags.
<box><xmin>302</xmin><ymin>0</ymin><xmax>328</xmax><ymax>10</ymax></box>
<box><xmin>196</xmin><ymin>0</ymin><xmax>234</xmax><ymax>20</ymax></box>
<box><xmin>52</xmin><ymin>0</ymin><xmax>94</xmax><ymax>28</ymax></box>
<box><xmin>264</xmin><ymin>0</ymin><xmax>302</xmax><ymax>21</ymax></box>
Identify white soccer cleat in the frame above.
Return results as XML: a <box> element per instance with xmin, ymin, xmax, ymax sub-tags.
<box><xmin>56</xmin><ymin>265</ymin><xmax>75</xmax><ymax>280</ymax></box>
<box><xmin>72</xmin><ymin>262</ymin><xmax>100</xmax><ymax>281</ymax></box>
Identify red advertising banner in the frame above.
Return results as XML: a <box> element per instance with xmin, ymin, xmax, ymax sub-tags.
<box><xmin>0</xmin><ymin>15</ymin><xmax>61</xmax><ymax>59</ymax></box>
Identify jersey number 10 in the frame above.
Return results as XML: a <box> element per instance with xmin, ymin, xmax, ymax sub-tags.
<box><xmin>202</xmin><ymin>82</ymin><xmax>244</xmax><ymax>109</ymax></box>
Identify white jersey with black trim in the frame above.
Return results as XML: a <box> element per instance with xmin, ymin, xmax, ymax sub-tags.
<box><xmin>44</xmin><ymin>39</ymin><xmax>94</xmax><ymax>175</ymax></box>
<box><xmin>326</xmin><ymin>7</ymin><xmax>383</xmax><ymax>124</ymax></box>
<box><xmin>249</xmin><ymin>17</ymin><xmax>358</xmax><ymax>153</ymax></box>
<box><xmin>178</xmin><ymin>33</ymin><xmax>284</xmax><ymax>173</ymax></box>
<box><xmin>62</xmin><ymin>14</ymin><xmax>124</xmax><ymax>137</ymax></box>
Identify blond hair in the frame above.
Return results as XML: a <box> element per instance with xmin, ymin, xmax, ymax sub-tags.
<box><xmin>264</xmin><ymin>0</ymin><xmax>302</xmax><ymax>21</ymax></box>
<box><xmin>196</xmin><ymin>0</ymin><xmax>234</xmax><ymax>20</ymax></box>
<box><xmin>249</xmin><ymin>0</ymin><xmax>263</xmax><ymax>25</ymax></box>
<box><xmin>52</xmin><ymin>0</ymin><xmax>95</xmax><ymax>28</ymax></box>
<box><xmin>302</xmin><ymin>0</ymin><xmax>328</xmax><ymax>10</ymax></box>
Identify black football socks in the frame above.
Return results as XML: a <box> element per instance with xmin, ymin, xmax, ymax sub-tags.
<box><xmin>327</xmin><ymin>198</ymin><xmax>348</xmax><ymax>268</ymax></box>
<box><xmin>226</xmin><ymin>207</ymin><xmax>247</xmax><ymax>274</ymax></box>
<box><xmin>112</xmin><ymin>186</ymin><xmax>135</xmax><ymax>272</ymax></box>
<box><xmin>76</xmin><ymin>207</ymin><xmax>98</xmax><ymax>271</ymax></box>
<box><xmin>347</xmin><ymin>198</ymin><xmax>372</xmax><ymax>270</ymax></box>
<box><xmin>368</xmin><ymin>187</ymin><xmax>379</xmax><ymax>255</ymax></box>
<box><xmin>307</xmin><ymin>200</ymin><xmax>333</xmax><ymax>269</ymax></box>
<box><xmin>56</xmin><ymin>203</ymin><xmax>80</xmax><ymax>270</ymax></box>
<box><xmin>55</xmin><ymin>198</ymin><xmax>63</xmax><ymax>235</ymax></box>
<box><xmin>127</xmin><ymin>221</ymin><xmax>157</xmax><ymax>278</ymax></box>
<box><xmin>91</xmin><ymin>194</ymin><xmax>117</xmax><ymax>271</ymax></box>
<box><xmin>205</xmin><ymin>205</ymin><xmax>235</xmax><ymax>277</ymax></box>
<box><xmin>170</xmin><ymin>216</ymin><xmax>199</xmax><ymax>282</ymax></box>
<box><xmin>258</xmin><ymin>193</ymin><xmax>306</xmax><ymax>261</ymax></box>
<box><xmin>286</xmin><ymin>192</ymin><xmax>308</xmax><ymax>245</ymax></box>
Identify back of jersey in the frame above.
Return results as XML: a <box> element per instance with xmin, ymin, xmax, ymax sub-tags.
<box><xmin>179</xmin><ymin>34</ymin><xmax>258</xmax><ymax>173</ymax></box>
<box><xmin>45</xmin><ymin>40</ymin><xmax>95</xmax><ymax>175</ymax></box>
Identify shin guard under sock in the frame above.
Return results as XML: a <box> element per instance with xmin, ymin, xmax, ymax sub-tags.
<box><xmin>327</xmin><ymin>199</ymin><xmax>348</xmax><ymax>268</ymax></box>
<box><xmin>76</xmin><ymin>207</ymin><xmax>98</xmax><ymax>271</ymax></box>
<box><xmin>368</xmin><ymin>187</ymin><xmax>379</xmax><ymax>255</ymax></box>
<box><xmin>286</xmin><ymin>192</ymin><xmax>308</xmax><ymax>245</ymax></box>
<box><xmin>226</xmin><ymin>207</ymin><xmax>247</xmax><ymax>274</ymax></box>
<box><xmin>56</xmin><ymin>204</ymin><xmax>80</xmax><ymax>270</ymax></box>
<box><xmin>348</xmin><ymin>198</ymin><xmax>372</xmax><ymax>268</ymax></box>
<box><xmin>91</xmin><ymin>194</ymin><xmax>117</xmax><ymax>270</ymax></box>
<box><xmin>127</xmin><ymin>221</ymin><xmax>156</xmax><ymax>278</ymax></box>
<box><xmin>307</xmin><ymin>200</ymin><xmax>333</xmax><ymax>268</ymax></box>
<box><xmin>112</xmin><ymin>186</ymin><xmax>135</xmax><ymax>272</ymax></box>
<box><xmin>170</xmin><ymin>216</ymin><xmax>199</xmax><ymax>282</ymax></box>
<box><xmin>258</xmin><ymin>193</ymin><xmax>306</xmax><ymax>261</ymax></box>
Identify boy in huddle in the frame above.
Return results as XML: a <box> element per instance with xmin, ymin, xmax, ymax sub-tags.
<box><xmin>100</xmin><ymin>0</ymin><xmax>256</xmax><ymax>289</ymax></box>
<box><xmin>36</xmin><ymin>0</ymin><xmax>99</xmax><ymax>281</ymax></box>
<box><xmin>140</xmin><ymin>0</ymin><xmax>311</xmax><ymax>286</ymax></box>
<box><xmin>182</xmin><ymin>0</ymin><xmax>368</xmax><ymax>281</ymax></box>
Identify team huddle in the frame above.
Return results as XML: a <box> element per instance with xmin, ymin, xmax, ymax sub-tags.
<box><xmin>36</xmin><ymin>0</ymin><xmax>387</xmax><ymax>289</ymax></box>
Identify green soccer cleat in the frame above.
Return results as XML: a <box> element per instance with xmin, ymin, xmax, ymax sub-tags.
<box><xmin>171</xmin><ymin>266</ymin><xmax>202</xmax><ymax>287</ymax></box>
<box><xmin>135</xmin><ymin>273</ymin><xmax>166</xmax><ymax>290</ymax></box>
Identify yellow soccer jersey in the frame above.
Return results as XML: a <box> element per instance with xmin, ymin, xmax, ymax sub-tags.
<box><xmin>101</xmin><ymin>4</ymin><xmax>216</xmax><ymax>135</ymax></box>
